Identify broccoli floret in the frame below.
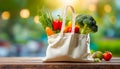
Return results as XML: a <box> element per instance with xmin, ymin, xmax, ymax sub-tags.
<box><xmin>76</xmin><ymin>14</ymin><xmax>98</xmax><ymax>34</ymax></box>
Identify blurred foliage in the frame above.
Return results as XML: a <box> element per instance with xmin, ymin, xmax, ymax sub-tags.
<box><xmin>0</xmin><ymin>0</ymin><xmax>45</xmax><ymax>43</ymax></box>
<box><xmin>96</xmin><ymin>38</ymin><xmax>120</xmax><ymax>57</ymax></box>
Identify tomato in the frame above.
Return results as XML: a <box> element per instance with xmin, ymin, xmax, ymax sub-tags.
<box><xmin>65</xmin><ymin>25</ymin><xmax>80</xmax><ymax>33</ymax></box>
<box><xmin>75</xmin><ymin>25</ymin><xmax>80</xmax><ymax>33</ymax></box>
<box><xmin>67</xmin><ymin>27</ymin><xmax>72</xmax><ymax>33</ymax></box>
<box><xmin>103</xmin><ymin>51</ymin><xmax>112</xmax><ymax>61</ymax></box>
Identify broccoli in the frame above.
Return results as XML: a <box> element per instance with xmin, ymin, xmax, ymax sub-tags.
<box><xmin>76</xmin><ymin>14</ymin><xmax>98</xmax><ymax>34</ymax></box>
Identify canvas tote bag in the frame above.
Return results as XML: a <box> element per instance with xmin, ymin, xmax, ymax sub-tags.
<box><xmin>43</xmin><ymin>5</ymin><xmax>93</xmax><ymax>62</ymax></box>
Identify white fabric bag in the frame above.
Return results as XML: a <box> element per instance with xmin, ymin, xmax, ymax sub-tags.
<box><xmin>44</xmin><ymin>5</ymin><xmax>93</xmax><ymax>62</ymax></box>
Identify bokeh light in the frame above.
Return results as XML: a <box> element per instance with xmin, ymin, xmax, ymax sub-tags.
<box><xmin>1</xmin><ymin>11</ymin><xmax>10</xmax><ymax>20</ymax></box>
<box><xmin>20</xmin><ymin>9</ymin><xmax>30</xmax><ymax>18</ymax></box>
<box><xmin>89</xmin><ymin>4</ymin><xmax>96</xmax><ymax>12</ymax></box>
<box><xmin>104</xmin><ymin>4</ymin><xmax>112</xmax><ymax>13</ymax></box>
<box><xmin>34</xmin><ymin>15</ymin><xmax>40</xmax><ymax>24</ymax></box>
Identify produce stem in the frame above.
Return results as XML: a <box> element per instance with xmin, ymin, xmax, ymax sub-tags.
<box><xmin>81</xmin><ymin>24</ymin><xmax>87</xmax><ymax>34</ymax></box>
<box><xmin>57</xmin><ymin>15</ymin><xmax>62</xmax><ymax>20</ymax></box>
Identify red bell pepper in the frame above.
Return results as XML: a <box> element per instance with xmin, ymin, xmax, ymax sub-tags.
<box><xmin>53</xmin><ymin>15</ymin><xmax>62</xmax><ymax>31</ymax></box>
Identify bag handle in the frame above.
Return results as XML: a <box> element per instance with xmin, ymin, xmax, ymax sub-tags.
<box><xmin>60</xmin><ymin>5</ymin><xmax>76</xmax><ymax>34</ymax></box>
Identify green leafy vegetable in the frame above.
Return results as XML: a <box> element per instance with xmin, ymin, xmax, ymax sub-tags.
<box><xmin>39</xmin><ymin>8</ymin><xmax>53</xmax><ymax>30</ymax></box>
<box><xmin>76</xmin><ymin>14</ymin><xmax>98</xmax><ymax>34</ymax></box>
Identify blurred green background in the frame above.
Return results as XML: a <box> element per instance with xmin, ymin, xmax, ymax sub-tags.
<box><xmin>0</xmin><ymin>0</ymin><xmax>120</xmax><ymax>57</ymax></box>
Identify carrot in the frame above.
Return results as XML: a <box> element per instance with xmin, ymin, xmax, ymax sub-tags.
<box><xmin>46</xmin><ymin>27</ymin><xmax>54</xmax><ymax>36</ymax></box>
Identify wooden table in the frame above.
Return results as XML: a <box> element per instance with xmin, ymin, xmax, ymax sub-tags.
<box><xmin>0</xmin><ymin>57</ymin><xmax>120</xmax><ymax>69</ymax></box>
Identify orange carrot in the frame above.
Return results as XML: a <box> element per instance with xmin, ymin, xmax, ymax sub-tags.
<box><xmin>46</xmin><ymin>27</ymin><xmax>54</xmax><ymax>36</ymax></box>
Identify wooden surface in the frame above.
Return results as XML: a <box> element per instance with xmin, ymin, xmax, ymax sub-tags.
<box><xmin>0</xmin><ymin>57</ymin><xmax>120</xmax><ymax>69</ymax></box>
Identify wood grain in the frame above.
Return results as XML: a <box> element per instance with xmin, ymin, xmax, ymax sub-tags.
<box><xmin>0</xmin><ymin>57</ymin><xmax>120</xmax><ymax>69</ymax></box>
